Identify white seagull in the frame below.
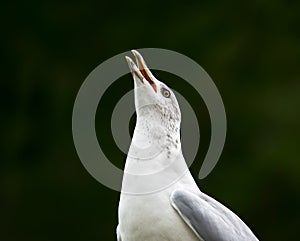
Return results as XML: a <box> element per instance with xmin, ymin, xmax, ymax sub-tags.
<box><xmin>117</xmin><ymin>50</ymin><xmax>259</xmax><ymax>241</ymax></box>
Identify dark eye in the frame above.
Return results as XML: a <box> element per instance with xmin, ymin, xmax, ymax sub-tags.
<box><xmin>161</xmin><ymin>87</ymin><xmax>171</xmax><ymax>98</ymax></box>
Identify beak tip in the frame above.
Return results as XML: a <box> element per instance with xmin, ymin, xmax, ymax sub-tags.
<box><xmin>131</xmin><ymin>49</ymin><xmax>141</xmax><ymax>59</ymax></box>
<box><xmin>125</xmin><ymin>56</ymin><xmax>134</xmax><ymax>68</ymax></box>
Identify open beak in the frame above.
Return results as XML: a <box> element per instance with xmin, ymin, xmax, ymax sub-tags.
<box><xmin>125</xmin><ymin>50</ymin><xmax>157</xmax><ymax>93</ymax></box>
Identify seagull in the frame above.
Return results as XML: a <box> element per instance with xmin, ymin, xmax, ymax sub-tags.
<box><xmin>117</xmin><ymin>50</ymin><xmax>259</xmax><ymax>241</ymax></box>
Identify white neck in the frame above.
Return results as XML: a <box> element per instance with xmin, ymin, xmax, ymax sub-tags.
<box><xmin>126</xmin><ymin>110</ymin><xmax>181</xmax><ymax>170</ymax></box>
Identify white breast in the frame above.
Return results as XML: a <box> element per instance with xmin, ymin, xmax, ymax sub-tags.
<box><xmin>118</xmin><ymin>170</ymin><xmax>201</xmax><ymax>241</ymax></box>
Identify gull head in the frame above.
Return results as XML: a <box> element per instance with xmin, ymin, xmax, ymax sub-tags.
<box><xmin>125</xmin><ymin>50</ymin><xmax>181</xmax><ymax>138</ymax></box>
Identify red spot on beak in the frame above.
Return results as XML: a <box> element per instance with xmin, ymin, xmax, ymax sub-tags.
<box><xmin>140</xmin><ymin>69</ymin><xmax>157</xmax><ymax>93</ymax></box>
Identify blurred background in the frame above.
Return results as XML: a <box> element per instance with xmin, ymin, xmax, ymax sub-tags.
<box><xmin>1</xmin><ymin>0</ymin><xmax>300</xmax><ymax>240</ymax></box>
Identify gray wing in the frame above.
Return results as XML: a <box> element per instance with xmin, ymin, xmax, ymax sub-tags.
<box><xmin>170</xmin><ymin>190</ymin><xmax>259</xmax><ymax>241</ymax></box>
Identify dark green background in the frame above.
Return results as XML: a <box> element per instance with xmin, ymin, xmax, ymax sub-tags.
<box><xmin>1</xmin><ymin>0</ymin><xmax>300</xmax><ymax>240</ymax></box>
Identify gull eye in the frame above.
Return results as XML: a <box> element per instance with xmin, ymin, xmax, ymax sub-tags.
<box><xmin>161</xmin><ymin>87</ymin><xmax>171</xmax><ymax>98</ymax></box>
